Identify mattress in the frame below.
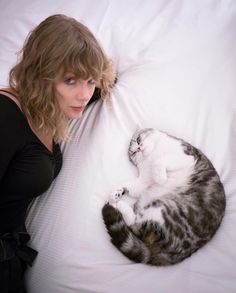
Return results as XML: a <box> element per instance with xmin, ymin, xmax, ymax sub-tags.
<box><xmin>0</xmin><ymin>1</ymin><xmax>236</xmax><ymax>292</ymax></box>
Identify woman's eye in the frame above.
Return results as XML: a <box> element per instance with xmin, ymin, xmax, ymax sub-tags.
<box><xmin>88</xmin><ymin>79</ymin><xmax>96</xmax><ymax>85</ymax></box>
<box><xmin>64</xmin><ymin>78</ymin><xmax>76</xmax><ymax>85</ymax></box>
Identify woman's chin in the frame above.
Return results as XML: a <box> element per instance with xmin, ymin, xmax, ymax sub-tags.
<box><xmin>67</xmin><ymin>110</ymin><xmax>84</xmax><ymax>120</ymax></box>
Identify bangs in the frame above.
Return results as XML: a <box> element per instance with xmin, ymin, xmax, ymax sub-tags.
<box><xmin>60</xmin><ymin>43</ymin><xmax>105</xmax><ymax>81</ymax></box>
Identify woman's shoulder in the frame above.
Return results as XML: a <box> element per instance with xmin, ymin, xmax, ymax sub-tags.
<box><xmin>0</xmin><ymin>88</ymin><xmax>22</xmax><ymax>110</ymax></box>
<box><xmin>0</xmin><ymin>91</ymin><xmax>28</xmax><ymax>154</ymax></box>
<box><xmin>0</xmin><ymin>90</ymin><xmax>26</xmax><ymax>130</ymax></box>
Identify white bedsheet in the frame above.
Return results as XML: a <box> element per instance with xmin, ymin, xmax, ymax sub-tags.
<box><xmin>0</xmin><ymin>1</ymin><xmax>236</xmax><ymax>292</ymax></box>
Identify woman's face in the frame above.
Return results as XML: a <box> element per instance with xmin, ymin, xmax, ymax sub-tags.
<box><xmin>54</xmin><ymin>72</ymin><xmax>97</xmax><ymax>119</ymax></box>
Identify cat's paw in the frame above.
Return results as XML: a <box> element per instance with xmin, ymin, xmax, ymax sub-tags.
<box><xmin>108</xmin><ymin>187</ymin><xmax>129</xmax><ymax>204</ymax></box>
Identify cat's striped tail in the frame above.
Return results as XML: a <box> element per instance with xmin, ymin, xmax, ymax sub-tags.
<box><xmin>102</xmin><ymin>203</ymin><xmax>150</xmax><ymax>264</ymax></box>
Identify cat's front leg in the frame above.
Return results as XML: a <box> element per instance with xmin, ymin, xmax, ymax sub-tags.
<box><xmin>108</xmin><ymin>178</ymin><xmax>144</xmax><ymax>204</ymax></box>
<box><xmin>153</xmin><ymin>162</ymin><xmax>168</xmax><ymax>185</ymax></box>
<box><xmin>127</xmin><ymin>179</ymin><xmax>146</xmax><ymax>197</ymax></box>
<box><xmin>108</xmin><ymin>187</ymin><xmax>129</xmax><ymax>204</ymax></box>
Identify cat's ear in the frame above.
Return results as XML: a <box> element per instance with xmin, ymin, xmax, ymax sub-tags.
<box><xmin>135</xmin><ymin>124</ymin><xmax>142</xmax><ymax>132</ymax></box>
<box><xmin>134</xmin><ymin>124</ymin><xmax>142</xmax><ymax>136</ymax></box>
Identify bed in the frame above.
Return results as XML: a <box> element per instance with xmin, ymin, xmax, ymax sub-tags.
<box><xmin>0</xmin><ymin>0</ymin><xmax>236</xmax><ymax>292</ymax></box>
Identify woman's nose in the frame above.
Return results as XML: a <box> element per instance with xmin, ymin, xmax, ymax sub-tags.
<box><xmin>76</xmin><ymin>85</ymin><xmax>92</xmax><ymax>102</ymax></box>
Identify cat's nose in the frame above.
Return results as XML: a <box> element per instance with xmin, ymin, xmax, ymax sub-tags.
<box><xmin>137</xmin><ymin>146</ymin><xmax>142</xmax><ymax>152</ymax></box>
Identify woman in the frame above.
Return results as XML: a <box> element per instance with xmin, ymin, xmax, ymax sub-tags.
<box><xmin>0</xmin><ymin>14</ymin><xmax>116</xmax><ymax>292</ymax></box>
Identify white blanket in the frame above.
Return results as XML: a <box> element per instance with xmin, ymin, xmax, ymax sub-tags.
<box><xmin>0</xmin><ymin>1</ymin><xmax>236</xmax><ymax>292</ymax></box>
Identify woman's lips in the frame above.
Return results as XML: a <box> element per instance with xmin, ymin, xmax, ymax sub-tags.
<box><xmin>71</xmin><ymin>106</ymin><xmax>84</xmax><ymax>112</ymax></box>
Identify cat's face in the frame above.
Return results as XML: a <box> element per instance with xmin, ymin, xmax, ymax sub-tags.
<box><xmin>128</xmin><ymin>128</ymin><xmax>155</xmax><ymax>165</ymax></box>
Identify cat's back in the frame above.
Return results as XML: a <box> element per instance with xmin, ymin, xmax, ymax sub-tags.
<box><xmin>153</xmin><ymin>130</ymin><xmax>190</xmax><ymax>158</ymax></box>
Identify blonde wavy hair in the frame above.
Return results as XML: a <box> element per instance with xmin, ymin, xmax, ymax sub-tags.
<box><xmin>9</xmin><ymin>14</ymin><xmax>116</xmax><ymax>141</ymax></box>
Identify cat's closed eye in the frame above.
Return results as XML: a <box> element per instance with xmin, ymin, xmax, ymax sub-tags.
<box><xmin>137</xmin><ymin>136</ymin><xmax>141</xmax><ymax>145</ymax></box>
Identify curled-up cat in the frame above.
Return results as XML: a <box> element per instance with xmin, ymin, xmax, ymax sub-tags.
<box><xmin>102</xmin><ymin>128</ymin><xmax>226</xmax><ymax>266</ymax></box>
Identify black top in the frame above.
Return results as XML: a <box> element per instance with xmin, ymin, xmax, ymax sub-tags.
<box><xmin>0</xmin><ymin>94</ymin><xmax>62</xmax><ymax>235</ymax></box>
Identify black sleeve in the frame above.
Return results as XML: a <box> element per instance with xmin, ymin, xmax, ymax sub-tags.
<box><xmin>0</xmin><ymin>96</ymin><xmax>24</xmax><ymax>183</ymax></box>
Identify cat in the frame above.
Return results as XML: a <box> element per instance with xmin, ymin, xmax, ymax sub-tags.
<box><xmin>102</xmin><ymin>128</ymin><xmax>226</xmax><ymax>266</ymax></box>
